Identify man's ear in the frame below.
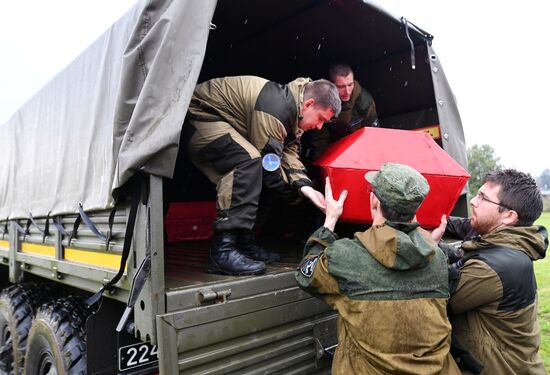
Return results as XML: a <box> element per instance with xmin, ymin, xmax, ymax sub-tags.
<box><xmin>502</xmin><ymin>209</ymin><xmax>519</xmax><ymax>226</ymax></box>
<box><xmin>370</xmin><ymin>192</ymin><xmax>378</xmax><ymax>211</ymax></box>
<box><xmin>303</xmin><ymin>98</ymin><xmax>316</xmax><ymax>109</ymax></box>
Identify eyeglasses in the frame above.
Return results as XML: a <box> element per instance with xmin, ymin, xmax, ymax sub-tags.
<box><xmin>475</xmin><ymin>191</ymin><xmax>513</xmax><ymax>211</ymax></box>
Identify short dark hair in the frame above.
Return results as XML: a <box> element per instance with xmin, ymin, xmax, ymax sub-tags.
<box><xmin>304</xmin><ymin>79</ymin><xmax>341</xmax><ymax>117</ymax></box>
<box><xmin>378</xmin><ymin>197</ymin><xmax>416</xmax><ymax>223</ymax></box>
<box><xmin>484</xmin><ymin>169</ymin><xmax>543</xmax><ymax>226</ymax></box>
<box><xmin>329</xmin><ymin>63</ymin><xmax>354</xmax><ymax>82</ymax></box>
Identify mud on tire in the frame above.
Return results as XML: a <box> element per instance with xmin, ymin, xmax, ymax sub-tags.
<box><xmin>0</xmin><ymin>283</ymin><xmax>52</xmax><ymax>375</ymax></box>
<box><xmin>24</xmin><ymin>297</ymin><xmax>91</xmax><ymax>375</ymax></box>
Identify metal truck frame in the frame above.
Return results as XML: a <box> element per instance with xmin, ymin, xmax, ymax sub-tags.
<box><xmin>0</xmin><ymin>0</ymin><xmax>468</xmax><ymax>373</ymax></box>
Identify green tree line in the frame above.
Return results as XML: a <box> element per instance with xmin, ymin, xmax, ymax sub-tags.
<box><xmin>467</xmin><ymin>144</ymin><xmax>550</xmax><ymax>211</ymax></box>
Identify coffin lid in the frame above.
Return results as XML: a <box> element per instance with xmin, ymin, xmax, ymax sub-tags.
<box><xmin>314</xmin><ymin>127</ymin><xmax>469</xmax><ymax>177</ymax></box>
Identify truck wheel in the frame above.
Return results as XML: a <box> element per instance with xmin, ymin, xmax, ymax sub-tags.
<box><xmin>0</xmin><ymin>283</ymin><xmax>52</xmax><ymax>374</ymax></box>
<box><xmin>24</xmin><ymin>297</ymin><xmax>91</xmax><ymax>375</ymax></box>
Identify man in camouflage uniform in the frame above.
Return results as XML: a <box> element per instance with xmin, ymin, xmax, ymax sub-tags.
<box><xmin>185</xmin><ymin>76</ymin><xmax>341</xmax><ymax>276</ymax></box>
<box><xmin>302</xmin><ymin>63</ymin><xmax>378</xmax><ymax>162</ymax></box>
<box><xmin>432</xmin><ymin>169</ymin><xmax>547</xmax><ymax>374</ymax></box>
<box><xmin>295</xmin><ymin>163</ymin><xmax>459</xmax><ymax>374</ymax></box>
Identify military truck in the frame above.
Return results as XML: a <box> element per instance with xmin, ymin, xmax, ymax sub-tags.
<box><xmin>0</xmin><ymin>0</ymin><xmax>468</xmax><ymax>373</ymax></box>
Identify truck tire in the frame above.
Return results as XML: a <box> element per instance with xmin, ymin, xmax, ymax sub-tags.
<box><xmin>24</xmin><ymin>297</ymin><xmax>91</xmax><ymax>375</ymax></box>
<box><xmin>0</xmin><ymin>283</ymin><xmax>52</xmax><ymax>375</ymax></box>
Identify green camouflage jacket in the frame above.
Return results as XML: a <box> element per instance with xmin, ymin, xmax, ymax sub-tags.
<box><xmin>295</xmin><ymin>223</ymin><xmax>459</xmax><ymax>374</ymax></box>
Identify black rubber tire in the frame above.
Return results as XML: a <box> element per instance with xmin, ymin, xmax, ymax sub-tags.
<box><xmin>24</xmin><ymin>297</ymin><xmax>91</xmax><ymax>375</ymax></box>
<box><xmin>0</xmin><ymin>283</ymin><xmax>52</xmax><ymax>375</ymax></box>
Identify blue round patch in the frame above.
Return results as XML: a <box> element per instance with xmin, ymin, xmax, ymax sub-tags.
<box><xmin>262</xmin><ymin>153</ymin><xmax>281</xmax><ymax>172</ymax></box>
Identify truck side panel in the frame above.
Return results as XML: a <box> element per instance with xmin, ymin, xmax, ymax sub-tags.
<box><xmin>157</xmin><ymin>280</ymin><xmax>336</xmax><ymax>374</ymax></box>
<box><xmin>0</xmin><ymin>206</ymin><xmax>132</xmax><ymax>301</ymax></box>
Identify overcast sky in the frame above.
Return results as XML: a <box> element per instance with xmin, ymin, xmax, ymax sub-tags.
<box><xmin>1</xmin><ymin>1</ymin><xmax>548</xmax><ymax>177</ymax></box>
<box><xmin>383</xmin><ymin>0</ymin><xmax>550</xmax><ymax>177</ymax></box>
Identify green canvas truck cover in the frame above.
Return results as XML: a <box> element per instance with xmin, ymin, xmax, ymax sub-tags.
<box><xmin>0</xmin><ymin>0</ymin><xmax>467</xmax><ymax>220</ymax></box>
<box><xmin>0</xmin><ymin>1</ymin><xmax>469</xmax><ymax>373</ymax></box>
<box><xmin>0</xmin><ymin>0</ymin><xmax>217</xmax><ymax>219</ymax></box>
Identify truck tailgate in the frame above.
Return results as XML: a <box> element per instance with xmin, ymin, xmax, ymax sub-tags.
<box><xmin>157</xmin><ymin>271</ymin><xmax>336</xmax><ymax>374</ymax></box>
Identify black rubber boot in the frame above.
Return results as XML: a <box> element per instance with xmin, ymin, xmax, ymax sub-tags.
<box><xmin>237</xmin><ymin>229</ymin><xmax>281</xmax><ymax>264</ymax></box>
<box><xmin>207</xmin><ymin>231</ymin><xmax>266</xmax><ymax>276</ymax></box>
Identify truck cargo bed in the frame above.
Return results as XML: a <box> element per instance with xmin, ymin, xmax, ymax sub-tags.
<box><xmin>164</xmin><ymin>235</ymin><xmax>305</xmax><ymax>290</ymax></box>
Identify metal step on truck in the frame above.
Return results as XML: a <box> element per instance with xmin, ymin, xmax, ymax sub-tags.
<box><xmin>0</xmin><ymin>0</ymin><xmax>468</xmax><ymax>374</ymax></box>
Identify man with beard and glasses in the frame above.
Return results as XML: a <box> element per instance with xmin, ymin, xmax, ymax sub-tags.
<box><xmin>432</xmin><ymin>169</ymin><xmax>547</xmax><ymax>374</ymax></box>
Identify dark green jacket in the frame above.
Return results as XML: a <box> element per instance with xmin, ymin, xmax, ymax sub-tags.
<box><xmin>333</xmin><ymin>80</ymin><xmax>378</xmax><ymax>131</ymax></box>
<box><xmin>295</xmin><ymin>223</ymin><xmax>459</xmax><ymax>375</ymax></box>
<box><xmin>302</xmin><ymin>80</ymin><xmax>377</xmax><ymax>162</ymax></box>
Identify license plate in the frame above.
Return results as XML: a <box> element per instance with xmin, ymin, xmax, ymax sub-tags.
<box><xmin>119</xmin><ymin>341</ymin><xmax>159</xmax><ymax>372</ymax></box>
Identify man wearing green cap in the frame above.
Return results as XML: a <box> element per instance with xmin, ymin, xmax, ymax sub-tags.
<box><xmin>295</xmin><ymin>162</ymin><xmax>459</xmax><ymax>374</ymax></box>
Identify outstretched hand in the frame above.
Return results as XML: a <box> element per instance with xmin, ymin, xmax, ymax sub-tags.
<box><xmin>300</xmin><ymin>185</ymin><xmax>327</xmax><ymax>212</ymax></box>
<box><xmin>323</xmin><ymin>177</ymin><xmax>348</xmax><ymax>231</ymax></box>
<box><xmin>431</xmin><ymin>214</ymin><xmax>447</xmax><ymax>242</ymax></box>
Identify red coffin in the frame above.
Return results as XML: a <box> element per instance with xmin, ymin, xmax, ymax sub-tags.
<box><xmin>314</xmin><ymin>127</ymin><xmax>470</xmax><ymax>229</ymax></box>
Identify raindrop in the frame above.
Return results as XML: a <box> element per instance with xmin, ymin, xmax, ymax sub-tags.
<box><xmin>389</xmin><ymin>66</ymin><xmax>392</xmax><ymax>72</ymax></box>
<box><xmin>404</xmin><ymin>81</ymin><xmax>408</xmax><ymax>87</ymax></box>
<box><xmin>318</xmin><ymin>43</ymin><xmax>322</xmax><ymax>50</ymax></box>
<box><xmin>244</xmin><ymin>19</ymin><xmax>248</xmax><ymax>24</ymax></box>
<box><xmin>296</xmin><ymin>35</ymin><xmax>299</xmax><ymax>40</ymax></box>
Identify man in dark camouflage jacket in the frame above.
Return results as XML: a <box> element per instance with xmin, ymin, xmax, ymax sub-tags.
<box><xmin>185</xmin><ymin>76</ymin><xmax>341</xmax><ymax>276</ymax></box>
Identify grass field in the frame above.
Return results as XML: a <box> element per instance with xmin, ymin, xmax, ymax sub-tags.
<box><xmin>535</xmin><ymin>211</ymin><xmax>550</xmax><ymax>370</ymax></box>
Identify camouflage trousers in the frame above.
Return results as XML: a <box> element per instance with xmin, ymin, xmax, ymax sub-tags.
<box><xmin>184</xmin><ymin>119</ymin><xmax>262</xmax><ymax>231</ymax></box>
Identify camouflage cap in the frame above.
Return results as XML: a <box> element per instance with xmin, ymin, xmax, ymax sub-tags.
<box><xmin>364</xmin><ymin>163</ymin><xmax>429</xmax><ymax>215</ymax></box>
